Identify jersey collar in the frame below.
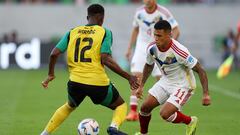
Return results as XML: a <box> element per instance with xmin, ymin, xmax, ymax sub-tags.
<box><xmin>85</xmin><ymin>24</ymin><xmax>98</xmax><ymax>26</ymax></box>
<box><xmin>158</xmin><ymin>39</ymin><xmax>172</xmax><ymax>52</ymax></box>
<box><xmin>145</xmin><ymin>4</ymin><xmax>157</xmax><ymax>14</ymax></box>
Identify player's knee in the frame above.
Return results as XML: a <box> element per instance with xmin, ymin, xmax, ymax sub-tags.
<box><xmin>160</xmin><ymin>110</ymin><xmax>171</xmax><ymax>120</ymax></box>
<box><xmin>108</xmin><ymin>97</ymin><xmax>125</xmax><ymax>110</ymax></box>
<box><xmin>140</xmin><ymin>104</ymin><xmax>151</xmax><ymax>114</ymax></box>
<box><xmin>68</xmin><ymin>102</ymin><xmax>77</xmax><ymax>109</ymax></box>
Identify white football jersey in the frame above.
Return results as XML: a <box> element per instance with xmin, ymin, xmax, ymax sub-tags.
<box><xmin>146</xmin><ymin>39</ymin><xmax>197</xmax><ymax>89</ymax></box>
<box><xmin>133</xmin><ymin>4</ymin><xmax>178</xmax><ymax>53</ymax></box>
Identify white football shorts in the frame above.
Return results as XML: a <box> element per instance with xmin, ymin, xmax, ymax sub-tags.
<box><xmin>148</xmin><ymin>80</ymin><xmax>194</xmax><ymax>110</ymax></box>
<box><xmin>131</xmin><ymin>50</ymin><xmax>161</xmax><ymax>77</ymax></box>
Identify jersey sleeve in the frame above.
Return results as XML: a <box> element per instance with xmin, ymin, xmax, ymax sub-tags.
<box><xmin>161</xmin><ymin>6</ymin><xmax>178</xmax><ymax>29</ymax></box>
<box><xmin>174</xmin><ymin>45</ymin><xmax>197</xmax><ymax>68</ymax></box>
<box><xmin>132</xmin><ymin>11</ymin><xmax>139</xmax><ymax>28</ymax></box>
<box><xmin>146</xmin><ymin>47</ymin><xmax>155</xmax><ymax>65</ymax></box>
<box><xmin>100</xmin><ymin>28</ymin><xmax>113</xmax><ymax>55</ymax></box>
<box><xmin>56</xmin><ymin>31</ymin><xmax>70</xmax><ymax>52</ymax></box>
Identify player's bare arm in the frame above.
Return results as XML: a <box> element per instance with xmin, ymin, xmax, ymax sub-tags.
<box><xmin>136</xmin><ymin>63</ymin><xmax>154</xmax><ymax>99</ymax></box>
<box><xmin>192</xmin><ymin>62</ymin><xmax>211</xmax><ymax>106</ymax></box>
<box><xmin>101</xmin><ymin>53</ymin><xmax>139</xmax><ymax>90</ymax></box>
<box><xmin>125</xmin><ymin>26</ymin><xmax>139</xmax><ymax>61</ymax></box>
<box><xmin>172</xmin><ymin>26</ymin><xmax>180</xmax><ymax>40</ymax></box>
<box><xmin>42</xmin><ymin>47</ymin><xmax>61</xmax><ymax>89</ymax></box>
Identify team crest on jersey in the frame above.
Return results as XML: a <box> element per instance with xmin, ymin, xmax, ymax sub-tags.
<box><xmin>164</xmin><ymin>56</ymin><xmax>177</xmax><ymax>64</ymax></box>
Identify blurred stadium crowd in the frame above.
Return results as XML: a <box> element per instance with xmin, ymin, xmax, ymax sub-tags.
<box><xmin>0</xmin><ymin>0</ymin><xmax>240</xmax><ymax>4</ymax></box>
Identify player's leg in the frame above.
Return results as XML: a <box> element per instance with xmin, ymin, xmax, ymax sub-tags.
<box><xmin>137</xmin><ymin>82</ymin><xmax>168</xmax><ymax>135</ymax></box>
<box><xmin>107</xmin><ymin>96</ymin><xmax>128</xmax><ymax>135</ymax></box>
<box><xmin>127</xmin><ymin>51</ymin><xmax>145</xmax><ymax>121</ymax></box>
<box><xmin>138</xmin><ymin>94</ymin><xmax>159</xmax><ymax>135</ymax></box>
<box><xmin>160</xmin><ymin>102</ymin><xmax>190</xmax><ymax>123</ymax></box>
<box><xmin>160</xmin><ymin>88</ymin><xmax>197</xmax><ymax>135</ymax></box>
<box><xmin>126</xmin><ymin>72</ymin><xmax>142</xmax><ymax>121</ymax></box>
<box><xmin>92</xmin><ymin>83</ymin><xmax>127</xmax><ymax>135</ymax></box>
<box><xmin>40</xmin><ymin>81</ymin><xmax>86</xmax><ymax>135</ymax></box>
<box><xmin>40</xmin><ymin>102</ymin><xmax>76</xmax><ymax>135</ymax></box>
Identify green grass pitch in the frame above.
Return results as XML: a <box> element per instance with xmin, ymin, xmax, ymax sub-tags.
<box><xmin>0</xmin><ymin>69</ymin><xmax>239</xmax><ymax>135</ymax></box>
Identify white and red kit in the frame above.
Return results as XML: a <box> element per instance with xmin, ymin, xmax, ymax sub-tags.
<box><xmin>131</xmin><ymin>4</ymin><xmax>179</xmax><ymax>76</ymax></box>
<box><xmin>146</xmin><ymin>39</ymin><xmax>197</xmax><ymax>109</ymax></box>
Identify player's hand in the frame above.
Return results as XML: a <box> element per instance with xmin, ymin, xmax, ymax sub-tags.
<box><xmin>125</xmin><ymin>49</ymin><xmax>132</xmax><ymax>62</ymax></box>
<box><xmin>202</xmin><ymin>93</ymin><xmax>211</xmax><ymax>106</ymax></box>
<box><xmin>128</xmin><ymin>75</ymin><xmax>139</xmax><ymax>90</ymax></box>
<box><xmin>41</xmin><ymin>75</ymin><xmax>55</xmax><ymax>89</ymax></box>
<box><xmin>135</xmin><ymin>86</ymin><xmax>143</xmax><ymax>99</ymax></box>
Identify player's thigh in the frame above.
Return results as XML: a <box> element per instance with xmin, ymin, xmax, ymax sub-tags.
<box><xmin>140</xmin><ymin>94</ymin><xmax>160</xmax><ymax>113</ymax></box>
<box><xmin>130</xmin><ymin>50</ymin><xmax>146</xmax><ymax>73</ymax></box>
<box><xmin>67</xmin><ymin>81</ymin><xmax>87</xmax><ymax>107</ymax></box>
<box><xmin>167</xmin><ymin>87</ymin><xmax>194</xmax><ymax>110</ymax></box>
<box><xmin>108</xmin><ymin>95</ymin><xmax>125</xmax><ymax>110</ymax></box>
<box><xmin>88</xmin><ymin>83</ymin><xmax>122</xmax><ymax>109</ymax></box>
<box><xmin>148</xmin><ymin>82</ymin><xmax>169</xmax><ymax>106</ymax></box>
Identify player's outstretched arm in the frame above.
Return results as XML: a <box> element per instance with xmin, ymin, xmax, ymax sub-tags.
<box><xmin>136</xmin><ymin>63</ymin><xmax>154</xmax><ymax>99</ymax></box>
<box><xmin>42</xmin><ymin>47</ymin><xmax>61</xmax><ymax>89</ymax></box>
<box><xmin>192</xmin><ymin>62</ymin><xmax>211</xmax><ymax>106</ymax></box>
<box><xmin>101</xmin><ymin>53</ymin><xmax>139</xmax><ymax>90</ymax></box>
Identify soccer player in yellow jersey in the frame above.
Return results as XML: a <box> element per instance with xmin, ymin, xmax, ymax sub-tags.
<box><xmin>40</xmin><ymin>4</ymin><xmax>139</xmax><ymax>135</ymax></box>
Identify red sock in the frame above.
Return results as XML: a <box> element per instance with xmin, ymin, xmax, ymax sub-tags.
<box><xmin>139</xmin><ymin>113</ymin><xmax>151</xmax><ymax>134</ymax></box>
<box><xmin>130</xmin><ymin>104</ymin><xmax>137</xmax><ymax>112</ymax></box>
<box><xmin>130</xmin><ymin>96</ymin><xmax>138</xmax><ymax>112</ymax></box>
<box><xmin>172</xmin><ymin>111</ymin><xmax>191</xmax><ymax>125</ymax></box>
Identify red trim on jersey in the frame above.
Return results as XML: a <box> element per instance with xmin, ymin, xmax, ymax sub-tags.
<box><xmin>157</xmin><ymin>5</ymin><xmax>170</xmax><ymax>18</ymax></box>
<box><xmin>144</xmin><ymin>4</ymin><xmax>157</xmax><ymax>14</ymax></box>
<box><xmin>147</xmin><ymin>41</ymin><xmax>156</xmax><ymax>50</ymax></box>
<box><xmin>159</xmin><ymin>39</ymin><xmax>172</xmax><ymax>52</ymax></box>
<box><xmin>171</xmin><ymin>43</ymin><xmax>188</xmax><ymax>59</ymax></box>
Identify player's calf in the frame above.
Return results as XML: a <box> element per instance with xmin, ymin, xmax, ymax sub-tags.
<box><xmin>162</xmin><ymin>111</ymin><xmax>191</xmax><ymax>125</ymax></box>
<box><xmin>139</xmin><ymin>111</ymin><xmax>151</xmax><ymax>134</ymax></box>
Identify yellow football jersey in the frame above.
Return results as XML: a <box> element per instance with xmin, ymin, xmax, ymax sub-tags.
<box><xmin>66</xmin><ymin>25</ymin><xmax>110</xmax><ymax>86</ymax></box>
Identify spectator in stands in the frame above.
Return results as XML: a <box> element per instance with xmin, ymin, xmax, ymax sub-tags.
<box><xmin>10</xmin><ymin>30</ymin><xmax>18</xmax><ymax>44</ymax></box>
<box><xmin>131</xmin><ymin>0</ymin><xmax>141</xmax><ymax>3</ymax></box>
<box><xmin>2</xmin><ymin>33</ymin><xmax>9</xmax><ymax>43</ymax></box>
<box><xmin>236</xmin><ymin>19</ymin><xmax>240</xmax><ymax>45</ymax></box>
<box><xmin>172</xmin><ymin>0</ymin><xmax>202</xmax><ymax>4</ymax></box>
<box><xmin>222</xmin><ymin>29</ymin><xmax>239</xmax><ymax>69</ymax></box>
<box><xmin>235</xmin><ymin>19</ymin><xmax>240</xmax><ymax>68</ymax></box>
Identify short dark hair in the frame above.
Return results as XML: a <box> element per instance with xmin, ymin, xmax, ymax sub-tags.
<box><xmin>87</xmin><ymin>4</ymin><xmax>104</xmax><ymax>16</ymax></box>
<box><xmin>154</xmin><ymin>20</ymin><xmax>172</xmax><ymax>32</ymax></box>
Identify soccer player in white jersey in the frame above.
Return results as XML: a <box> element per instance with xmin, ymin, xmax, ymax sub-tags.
<box><xmin>135</xmin><ymin>20</ymin><xmax>211</xmax><ymax>135</ymax></box>
<box><xmin>125</xmin><ymin>0</ymin><xmax>180</xmax><ymax>121</ymax></box>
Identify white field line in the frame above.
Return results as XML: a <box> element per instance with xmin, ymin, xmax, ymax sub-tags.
<box><xmin>208</xmin><ymin>84</ymin><xmax>240</xmax><ymax>100</ymax></box>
